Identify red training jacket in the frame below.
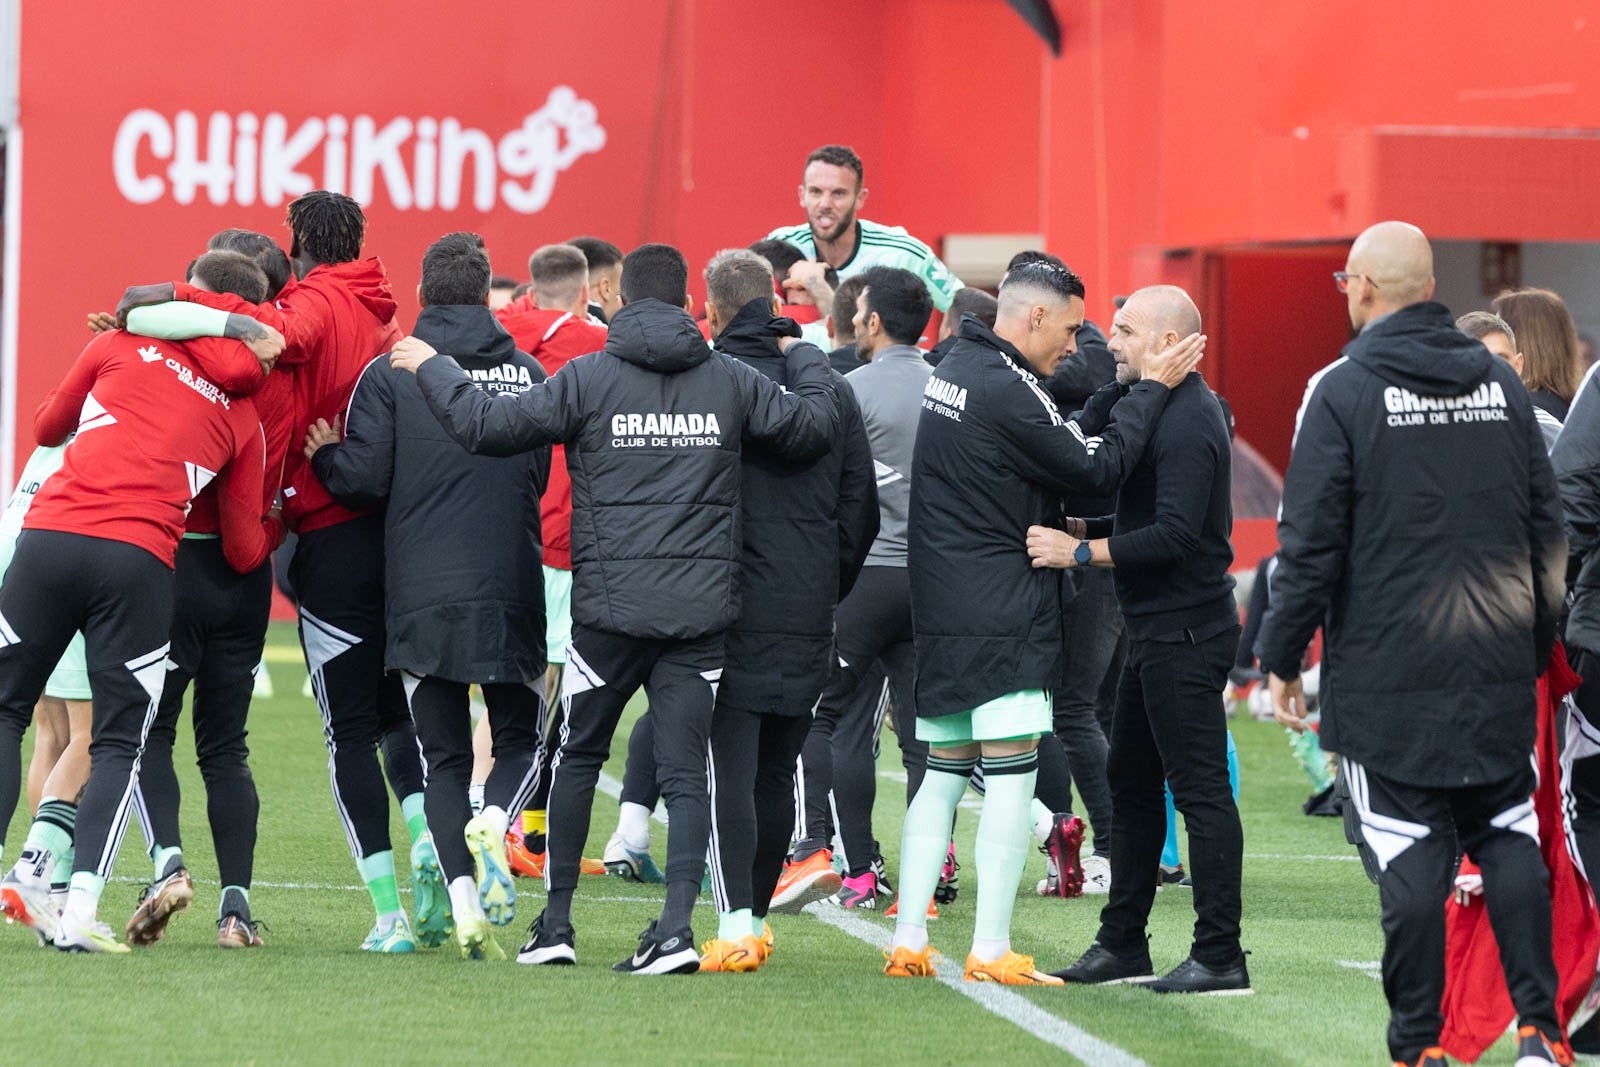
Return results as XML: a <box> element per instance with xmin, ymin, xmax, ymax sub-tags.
<box><xmin>495</xmin><ymin>298</ymin><xmax>607</xmax><ymax>569</ymax></box>
<box><xmin>29</xmin><ymin>330</ymin><xmax>279</xmax><ymax>572</ymax></box>
<box><xmin>167</xmin><ymin>286</ymin><xmax>300</xmax><ymax>537</ymax></box>
<box><xmin>1439</xmin><ymin>643</ymin><xmax>1597</xmax><ymax>1062</ymax></box>
<box><xmin>178</xmin><ymin>257</ymin><xmax>402</xmax><ymax>534</ymax></box>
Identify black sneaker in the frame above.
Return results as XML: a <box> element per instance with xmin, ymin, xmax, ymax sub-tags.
<box><xmin>1513</xmin><ymin>1024</ymin><xmax>1571</xmax><ymax>1064</ymax></box>
<box><xmin>613</xmin><ymin>921</ymin><xmax>699</xmax><ymax>975</ymax></box>
<box><xmin>515</xmin><ymin>909</ymin><xmax>575</xmax><ymax>966</ymax></box>
<box><xmin>1148</xmin><ymin>955</ymin><xmax>1252</xmax><ymax>996</ymax></box>
<box><xmin>1051</xmin><ymin>941</ymin><xmax>1155</xmax><ymax>985</ymax></box>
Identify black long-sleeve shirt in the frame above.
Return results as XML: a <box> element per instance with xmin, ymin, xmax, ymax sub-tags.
<box><xmin>1084</xmin><ymin>372</ymin><xmax>1235</xmax><ymax>639</ymax></box>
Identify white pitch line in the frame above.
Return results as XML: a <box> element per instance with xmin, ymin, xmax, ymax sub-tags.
<box><xmin>1244</xmin><ymin>853</ymin><xmax>1360</xmax><ymax>862</ymax></box>
<box><xmin>1337</xmin><ymin>959</ymin><xmax>1382</xmax><ymax>982</ymax></box>
<box><xmin>806</xmin><ymin>903</ymin><xmax>1149</xmax><ymax>1067</ymax></box>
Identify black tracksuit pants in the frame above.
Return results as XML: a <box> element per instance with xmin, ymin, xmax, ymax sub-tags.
<box><xmin>1564</xmin><ymin>647</ymin><xmax>1600</xmax><ymax>892</ymax></box>
<box><xmin>546</xmin><ymin>625</ymin><xmax>722</xmax><ymax>896</ymax></box>
<box><xmin>1053</xmin><ymin>566</ymin><xmax>1120</xmax><ymax>855</ymax></box>
<box><xmin>1343</xmin><ymin>759</ymin><xmax>1558</xmax><ymax>1063</ymax></box>
<box><xmin>708</xmin><ymin>703</ymin><xmax>811</xmax><ymax>919</ymax></box>
<box><xmin>1097</xmin><ymin>626</ymin><xmax>1244</xmax><ymax>968</ymax></box>
<box><xmin>797</xmin><ymin>566</ymin><xmax>924</xmax><ymax>872</ymax></box>
<box><xmin>404</xmin><ymin>674</ymin><xmax>542</xmax><ymax>882</ymax></box>
<box><xmin>134</xmin><ymin>537</ymin><xmax>271</xmax><ymax>890</ymax></box>
<box><xmin>290</xmin><ymin>515</ymin><xmax>425</xmax><ymax>861</ymax></box>
<box><xmin>619</xmin><ymin>710</ymin><xmax>660</xmax><ymax>811</ymax></box>
<box><xmin>0</xmin><ymin>531</ymin><xmax>172</xmax><ymax>879</ymax></box>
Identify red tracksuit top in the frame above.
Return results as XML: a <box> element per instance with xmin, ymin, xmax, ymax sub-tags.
<box><xmin>167</xmin><ymin>288</ymin><xmax>299</xmax><ymax>541</ymax></box>
<box><xmin>177</xmin><ymin>257</ymin><xmax>402</xmax><ymax>535</ymax></box>
<box><xmin>495</xmin><ymin>298</ymin><xmax>608</xmax><ymax>570</ymax></box>
<box><xmin>29</xmin><ymin>330</ymin><xmax>279</xmax><ymax>572</ymax></box>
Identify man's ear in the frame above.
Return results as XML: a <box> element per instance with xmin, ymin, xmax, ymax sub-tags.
<box><xmin>770</xmin><ymin>295</ymin><xmax>782</xmax><ymax>317</ymax></box>
<box><xmin>416</xmin><ymin>283</ymin><xmax>425</xmax><ymax>309</ymax></box>
<box><xmin>857</xmin><ymin>185</ymin><xmax>869</xmax><ymax>209</ymax></box>
<box><xmin>706</xmin><ymin>302</ymin><xmax>723</xmax><ymax>336</ymax></box>
<box><xmin>683</xmin><ymin>293</ymin><xmax>696</xmax><ymax>314</ymax></box>
<box><xmin>578</xmin><ymin>280</ymin><xmax>591</xmax><ymax>309</ymax></box>
<box><xmin>1512</xmin><ymin>352</ymin><xmax>1526</xmax><ymax>376</ymax></box>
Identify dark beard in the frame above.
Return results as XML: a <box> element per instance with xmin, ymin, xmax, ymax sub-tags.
<box><xmin>813</xmin><ymin>208</ymin><xmax>857</xmax><ymax>248</ymax></box>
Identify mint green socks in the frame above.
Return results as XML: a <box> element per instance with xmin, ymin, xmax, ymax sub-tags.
<box><xmin>356</xmin><ymin>851</ymin><xmax>402</xmax><ymax>917</ymax></box>
<box><xmin>400</xmin><ymin>793</ymin><xmax>428</xmax><ymax>843</ymax></box>
<box><xmin>971</xmin><ymin>750</ymin><xmax>1040</xmax><ymax>961</ymax></box>
<box><xmin>890</xmin><ymin>754</ymin><xmax>977</xmax><ymax>950</ymax></box>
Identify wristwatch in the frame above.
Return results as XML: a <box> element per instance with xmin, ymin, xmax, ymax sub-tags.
<box><xmin>1073</xmin><ymin>540</ymin><xmax>1093</xmax><ymax>566</ymax></box>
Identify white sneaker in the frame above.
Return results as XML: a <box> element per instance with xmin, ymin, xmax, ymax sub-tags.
<box><xmin>1</xmin><ymin>870</ymin><xmax>61</xmax><ymax>945</ymax></box>
<box><xmin>602</xmin><ymin>832</ymin><xmax>665</xmax><ymax>883</ymax></box>
<box><xmin>54</xmin><ymin>913</ymin><xmax>130</xmax><ymax>954</ymax></box>
<box><xmin>1081</xmin><ymin>854</ymin><xmax>1112</xmax><ymax>895</ymax></box>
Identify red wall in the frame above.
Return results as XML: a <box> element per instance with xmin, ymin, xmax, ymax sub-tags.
<box><xmin>9</xmin><ymin>0</ymin><xmax>1600</xmax><ymax>482</ymax></box>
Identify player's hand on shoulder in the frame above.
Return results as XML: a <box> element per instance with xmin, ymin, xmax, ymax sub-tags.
<box><xmin>246</xmin><ymin>324</ymin><xmax>286</xmax><ymax>373</ymax></box>
<box><xmin>389</xmin><ymin>335</ymin><xmax>438</xmax><ymax>374</ymax></box>
<box><xmin>86</xmin><ymin>311</ymin><xmax>116</xmax><ymax>333</ymax></box>
<box><xmin>114</xmin><ymin>282</ymin><xmax>174</xmax><ymax>329</ymax></box>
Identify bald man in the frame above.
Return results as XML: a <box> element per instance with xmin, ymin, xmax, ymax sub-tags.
<box><xmin>1255</xmin><ymin>222</ymin><xmax>1568</xmax><ymax>1065</ymax></box>
<box><xmin>1028</xmin><ymin>285</ymin><xmax>1246</xmax><ymax>994</ymax></box>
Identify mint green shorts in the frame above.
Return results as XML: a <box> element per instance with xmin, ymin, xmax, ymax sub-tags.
<box><xmin>916</xmin><ymin>689</ymin><xmax>1051</xmax><ymax>745</ymax></box>
<box><xmin>543</xmin><ymin>565</ymin><xmax>573</xmax><ymax>664</ymax></box>
<box><xmin>43</xmin><ymin>633</ymin><xmax>91</xmax><ymax>702</ymax></box>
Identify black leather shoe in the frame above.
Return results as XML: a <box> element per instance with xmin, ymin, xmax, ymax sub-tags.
<box><xmin>1051</xmin><ymin>941</ymin><xmax>1155</xmax><ymax>984</ymax></box>
<box><xmin>1148</xmin><ymin>955</ymin><xmax>1252</xmax><ymax>996</ymax></box>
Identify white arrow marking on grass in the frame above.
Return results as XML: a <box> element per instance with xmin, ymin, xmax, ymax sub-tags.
<box><xmin>806</xmin><ymin>902</ymin><xmax>1149</xmax><ymax>1067</ymax></box>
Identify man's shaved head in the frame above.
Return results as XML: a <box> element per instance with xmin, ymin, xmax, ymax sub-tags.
<box><xmin>1122</xmin><ymin>285</ymin><xmax>1201</xmax><ymax>339</ymax></box>
<box><xmin>1108</xmin><ymin>285</ymin><xmax>1201</xmax><ymax>386</ymax></box>
<box><xmin>1344</xmin><ymin>221</ymin><xmax>1435</xmax><ymax>328</ymax></box>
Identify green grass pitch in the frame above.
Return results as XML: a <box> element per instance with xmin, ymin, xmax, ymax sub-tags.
<box><xmin>0</xmin><ymin>623</ymin><xmax>1527</xmax><ymax>1064</ymax></box>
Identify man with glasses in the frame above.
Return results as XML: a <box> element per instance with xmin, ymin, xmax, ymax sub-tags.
<box><xmin>1258</xmin><ymin>221</ymin><xmax>1569</xmax><ymax>1067</ymax></box>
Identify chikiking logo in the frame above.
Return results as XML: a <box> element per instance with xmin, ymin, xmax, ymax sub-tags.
<box><xmin>112</xmin><ymin>88</ymin><xmax>606</xmax><ymax>214</ymax></box>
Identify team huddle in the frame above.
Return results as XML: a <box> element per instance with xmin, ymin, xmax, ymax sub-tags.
<box><xmin>0</xmin><ymin>140</ymin><xmax>1582</xmax><ymax>1062</ymax></box>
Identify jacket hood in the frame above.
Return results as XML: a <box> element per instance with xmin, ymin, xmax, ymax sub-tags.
<box><xmin>958</xmin><ymin>314</ymin><xmax>1036</xmax><ymax>373</ymax></box>
<box><xmin>304</xmin><ymin>257</ymin><xmax>398</xmax><ymax>326</ymax></box>
<box><xmin>1345</xmin><ymin>301</ymin><xmax>1493</xmax><ymax>397</ymax></box>
<box><xmin>604</xmin><ymin>299</ymin><xmax>713</xmax><ymax>373</ymax></box>
<box><xmin>414</xmin><ymin>305</ymin><xmax>518</xmax><ymax>368</ymax></box>
<box><xmin>713</xmin><ymin>298</ymin><xmax>802</xmax><ymax>362</ymax></box>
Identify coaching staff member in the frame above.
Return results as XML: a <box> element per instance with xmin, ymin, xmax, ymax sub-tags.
<box><xmin>1256</xmin><ymin>221</ymin><xmax>1568</xmax><ymax>1067</ymax></box>
<box><xmin>1030</xmin><ymin>285</ymin><xmax>1245</xmax><ymax>994</ymax></box>
<box><xmin>390</xmin><ymin>243</ymin><xmax>839</xmax><ymax>976</ymax></box>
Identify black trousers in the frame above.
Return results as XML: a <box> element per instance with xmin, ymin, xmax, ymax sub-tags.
<box><xmin>1053</xmin><ymin>567</ymin><xmax>1120</xmax><ymax>855</ymax></box>
<box><xmin>134</xmin><ymin>538</ymin><xmax>271</xmax><ymax>890</ymax></box>
<box><xmin>1344</xmin><ymin>760</ymin><xmax>1558</xmax><ymax>1062</ymax></box>
<box><xmin>798</xmin><ymin>566</ymin><xmax>923</xmax><ymax>873</ymax></box>
<box><xmin>1564</xmin><ymin>647</ymin><xmax>1600</xmax><ymax>890</ymax></box>
<box><xmin>546</xmin><ymin>625</ymin><xmax>723</xmax><ymax>893</ymax></box>
<box><xmin>1097</xmin><ymin>626</ymin><xmax>1244</xmax><ymax>967</ymax></box>
<box><xmin>619</xmin><ymin>710</ymin><xmax>659</xmax><ymax>811</ymax></box>
<box><xmin>404</xmin><ymin>674</ymin><xmax>542</xmax><ymax>882</ymax></box>
<box><xmin>290</xmin><ymin>516</ymin><xmax>425</xmax><ymax>860</ymax></box>
<box><xmin>0</xmin><ymin>531</ymin><xmax>172</xmax><ymax>879</ymax></box>
<box><xmin>708</xmin><ymin>705</ymin><xmax>811</xmax><ymax>918</ymax></box>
